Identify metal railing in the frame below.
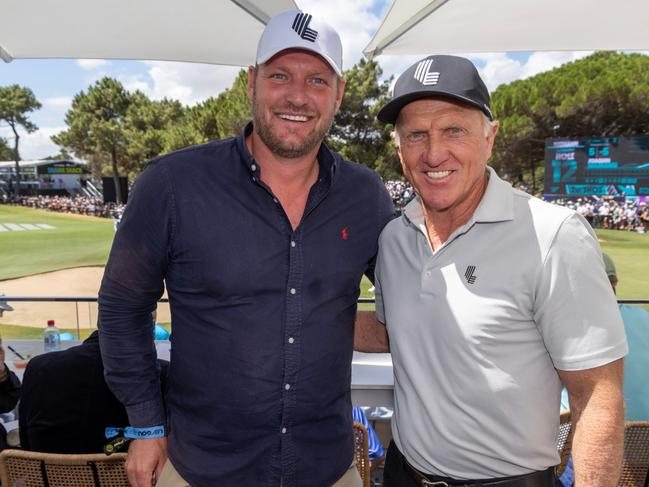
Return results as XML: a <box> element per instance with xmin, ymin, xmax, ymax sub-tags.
<box><xmin>1</xmin><ymin>296</ymin><xmax>647</xmax><ymax>339</ymax></box>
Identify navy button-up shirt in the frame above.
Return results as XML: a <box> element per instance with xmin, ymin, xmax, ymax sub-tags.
<box><xmin>98</xmin><ymin>124</ymin><xmax>395</xmax><ymax>486</ymax></box>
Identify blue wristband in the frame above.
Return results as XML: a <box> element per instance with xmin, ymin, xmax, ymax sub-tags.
<box><xmin>105</xmin><ymin>427</ymin><xmax>121</xmax><ymax>439</ymax></box>
<box><xmin>124</xmin><ymin>426</ymin><xmax>166</xmax><ymax>439</ymax></box>
<box><xmin>105</xmin><ymin>425</ymin><xmax>166</xmax><ymax>439</ymax></box>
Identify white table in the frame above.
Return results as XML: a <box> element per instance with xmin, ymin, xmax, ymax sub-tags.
<box><xmin>5</xmin><ymin>340</ymin><xmax>395</xmax><ymax>407</ymax></box>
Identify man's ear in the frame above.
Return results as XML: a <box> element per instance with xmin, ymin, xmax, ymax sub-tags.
<box><xmin>247</xmin><ymin>65</ymin><xmax>256</xmax><ymax>100</ymax></box>
<box><xmin>485</xmin><ymin>120</ymin><xmax>499</xmax><ymax>160</ymax></box>
<box><xmin>334</xmin><ymin>77</ymin><xmax>346</xmax><ymax>112</ymax></box>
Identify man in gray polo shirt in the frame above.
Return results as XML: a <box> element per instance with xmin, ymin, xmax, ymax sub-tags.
<box><xmin>355</xmin><ymin>55</ymin><xmax>627</xmax><ymax>487</ymax></box>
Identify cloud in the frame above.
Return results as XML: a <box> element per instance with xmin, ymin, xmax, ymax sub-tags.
<box><xmin>110</xmin><ymin>62</ymin><xmax>243</xmax><ymax>106</ymax></box>
<box><xmin>0</xmin><ymin>126</ymin><xmax>66</xmax><ymax>160</ymax></box>
<box><xmin>299</xmin><ymin>0</ymin><xmax>382</xmax><ymax>69</ymax></box>
<box><xmin>42</xmin><ymin>96</ymin><xmax>72</xmax><ymax>110</ymax></box>
<box><xmin>119</xmin><ymin>74</ymin><xmax>151</xmax><ymax>95</ymax></box>
<box><xmin>521</xmin><ymin>51</ymin><xmax>593</xmax><ymax>78</ymax></box>
<box><xmin>470</xmin><ymin>51</ymin><xmax>594</xmax><ymax>92</ymax></box>
<box><xmin>77</xmin><ymin>59</ymin><xmax>110</xmax><ymax>70</ymax></box>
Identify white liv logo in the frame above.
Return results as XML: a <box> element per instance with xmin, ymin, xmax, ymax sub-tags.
<box><xmin>414</xmin><ymin>59</ymin><xmax>440</xmax><ymax>86</ymax></box>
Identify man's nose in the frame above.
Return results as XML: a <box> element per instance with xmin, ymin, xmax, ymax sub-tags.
<box><xmin>423</xmin><ymin>138</ymin><xmax>449</xmax><ymax>166</ymax></box>
<box><xmin>285</xmin><ymin>79</ymin><xmax>308</xmax><ymax>107</ymax></box>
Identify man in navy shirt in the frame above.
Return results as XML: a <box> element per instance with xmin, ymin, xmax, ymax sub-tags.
<box><xmin>98</xmin><ymin>10</ymin><xmax>394</xmax><ymax>487</ymax></box>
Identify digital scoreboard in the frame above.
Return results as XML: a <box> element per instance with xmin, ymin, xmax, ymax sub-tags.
<box><xmin>544</xmin><ymin>136</ymin><xmax>649</xmax><ymax>198</ymax></box>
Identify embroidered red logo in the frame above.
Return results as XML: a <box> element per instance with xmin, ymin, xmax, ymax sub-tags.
<box><xmin>341</xmin><ymin>227</ymin><xmax>349</xmax><ymax>240</ymax></box>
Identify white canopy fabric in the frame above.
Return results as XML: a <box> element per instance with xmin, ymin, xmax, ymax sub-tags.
<box><xmin>1</xmin><ymin>0</ymin><xmax>297</xmax><ymax>65</ymax></box>
<box><xmin>364</xmin><ymin>0</ymin><xmax>649</xmax><ymax>59</ymax></box>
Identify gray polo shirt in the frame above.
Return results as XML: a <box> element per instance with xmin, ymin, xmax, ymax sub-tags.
<box><xmin>375</xmin><ymin>168</ymin><xmax>627</xmax><ymax>479</ymax></box>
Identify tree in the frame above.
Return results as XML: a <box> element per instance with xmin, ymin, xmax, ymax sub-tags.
<box><xmin>328</xmin><ymin>59</ymin><xmax>402</xmax><ymax>180</ymax></box>
<box><xmin>124</xmin><ymin>94</ymin><xmax>185</xmax><ymax>177</ymax></box>
<box><xmin>213</xmin><ymin>70</ymin><xmax>251</xmax><ymax>138</ymax></box>
<box><xmin>0</xmin><ymin>137</ymin><xmax>13</xmax><ymax>160</ymax></box>
<box><xmin>491</xmin><ymin>52</ymin><xmax>649</xmax><ymax>192</ymax></box>
<box><xmin>163</xmin><ymin>70</ymin><xmax>251</xmax><ymax>152</ymax></box>
<box><xmin>0</xmin><ymin>85</ymin><xmax>41</xmax><ymax>198</ymax></box>
<box><xmin>43</xmin><ymin>148</ymin><xmax>74</xmax><ymax>160</ymax></box>
<box><xmin>53</xmin><ymin>77</ymin><xmax>130</xmax><ymax>202</ymax></box>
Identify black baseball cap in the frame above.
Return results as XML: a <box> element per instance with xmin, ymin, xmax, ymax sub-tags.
<box><xmin>378</xmin><ymin>55</ymin><xmax>493</xmax><ymax>124</ymax></box>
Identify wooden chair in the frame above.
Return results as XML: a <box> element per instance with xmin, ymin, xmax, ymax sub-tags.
<box><xmin>618</xmin><ymin>421</ymin><xmax>649</xmax><ymax>487</ymax></box>
<box><xmin>353</xmin><ymin>422</ymin><xmax>370</xmax><ymax>487</ymax></box>
<box><xmin>0</xmin><ymin>449</ymin><xmax>129</xmax><ymax>487</ymax></box>
<box><xmin>556</xmin><ymin>410</ymin><xmax>574</xmax><ymax>476</ymax></box>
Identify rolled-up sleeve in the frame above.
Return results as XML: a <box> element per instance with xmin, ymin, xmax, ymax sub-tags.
<box><xmin>98</xmin><ymin>160</ymin><xmax>173</xmax><ymax>427</ymax></box>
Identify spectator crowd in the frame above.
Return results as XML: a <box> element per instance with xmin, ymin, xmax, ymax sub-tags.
<box><xmin>550</xmin><ymin>197</ymin><xmax>649</xmax><ymax>232</ymax></box>
<box><xmin>7</xmin><ymin>187</ymin><xmax>649</xmax><ymax>234</ymax></box>
<box><xmin>18</xmin><ymin>195</ymin><xmax>124</xmax><ymax>220</ymax></box>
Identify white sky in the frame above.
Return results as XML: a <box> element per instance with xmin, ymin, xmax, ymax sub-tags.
<box><xmin>0</xmin><ymin>0</ymin><xmax>615</xmax><ymax>160</ymax></box>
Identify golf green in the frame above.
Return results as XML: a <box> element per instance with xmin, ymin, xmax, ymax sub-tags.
<box><xmin>0</xmin><ymin>205</ymin><xmax>114</xmax><ymax>281</ymax></box>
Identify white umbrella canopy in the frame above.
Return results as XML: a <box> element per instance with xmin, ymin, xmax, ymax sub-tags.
<box><xmin>364</xmin><ymin>0</ymin><xmax>649</xmax><ymax>59</ymax></box>
<box><xmin>1</xmin><ymin>0</ymin><xmax>297</xmax><ymax>65</ymax></box>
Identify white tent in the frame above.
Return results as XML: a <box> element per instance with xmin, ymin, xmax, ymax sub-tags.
<box><xmin>1</xmin><ymin>0</ymin><xmax>297</xmax><ymax>65</ymax></box>
<box><xmin>364</xmin><ymin>0</ymin><xmax>649</xmax><ymax>59</ymax></box>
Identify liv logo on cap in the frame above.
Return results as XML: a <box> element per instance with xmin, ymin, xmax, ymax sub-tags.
<box><xmin>292</xmin><ymin>12</ymin><xmax>318</xmax><ymax>42</ymax></box>
<box><xmin>255</xmin><ymin>10</ymin><xmax>343</xmax><ymax>76</ymax></box>
<box><xmin>413</xmin><ymin>59</ymin><xmax>440</xmax><ymax>86</ymax></box>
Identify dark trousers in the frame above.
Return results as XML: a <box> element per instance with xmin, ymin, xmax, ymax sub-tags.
<box><xmin>383</xmin><ymin>440</ymin><xmax>420</xmax><ymax>487</ymax></box>
<box><xmin>383</xmin><ymin>440</ymin><xmax>557</xmax><ymax>487</ymax></box>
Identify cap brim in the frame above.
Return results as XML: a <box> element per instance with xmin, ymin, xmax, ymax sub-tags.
<box><xmin>257</xmin><ymin>47</ymin><xmax>342</xmax><ymax>77</ymax></box>
<box><xmin>378</xmin><ymin>91</ymin><xmax>492</xmax><ymax>124</ymax></box>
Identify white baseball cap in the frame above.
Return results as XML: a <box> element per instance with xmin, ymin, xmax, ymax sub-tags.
<box><xmin>256</xmin><ymin>10</ymin><xmax>343</xmax><ymax>76</ymax></box>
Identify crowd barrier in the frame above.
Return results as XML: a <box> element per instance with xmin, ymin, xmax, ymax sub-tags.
<box><xmin>0</xmin><ymin>296</ymin><xmax>646</xmax><ymax>339</ymax></box>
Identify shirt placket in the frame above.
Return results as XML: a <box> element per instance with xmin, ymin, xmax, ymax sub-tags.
<box><xmin>278</xmin><ymin>224</ymin><xmax>302</xmax><ymax>485</ymax></box>
<box><xmin>248</xmin><ymin>156</ymin><xmax>332</xmax><ymax>486</ymax></box>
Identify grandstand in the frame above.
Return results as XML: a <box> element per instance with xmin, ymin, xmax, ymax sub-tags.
<box><xmin>0</xmin><ymin>160</ymin><xmax>100</xmax><ymax>200</ymax></box>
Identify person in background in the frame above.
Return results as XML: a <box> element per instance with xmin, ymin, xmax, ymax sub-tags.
<box><xmin>355</xmin><ymin>54</ymin><xmax>627</xmax><ymax>487</ymax></box>
<box><xmin>0</xmin><ymin>292</ymin><xmax>20</xmax><ymax>440</ymax></box>
<box><xmin>352</xmin><ymin>406</ymin><xmax>385</xmax><ymax>468</ymax></box>
<box><xmin>0</xmin><ymin>341</ymin><xmax>21</xmax><ymax>451</ymax></box>
<box><xmin>19</xmin><ymin>328</ymin><xmax>168</xmax><ymax>454</ymax></box>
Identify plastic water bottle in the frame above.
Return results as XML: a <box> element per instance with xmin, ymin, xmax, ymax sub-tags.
<box><xmin>43</xmin><ymin>319</ymin><xmax>61</xmax><ymax>352</ymax></box>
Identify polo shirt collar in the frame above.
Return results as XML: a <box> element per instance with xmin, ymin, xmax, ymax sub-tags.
<box><xmin>236</xmin><ymin>122</ymin><xmax>339</xmax><ymax>184</ymax></box>
<box><xmin>402</xmin><ymin>166</ymin><xmax>514</xmax><ymax>228</ymax></box>
<box><xmin>472</xmin><ymin>166</ymin><xmax>514</xmax><ymax>223</ymax></box>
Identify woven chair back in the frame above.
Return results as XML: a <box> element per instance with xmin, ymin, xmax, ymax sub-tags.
<box><xmin>353</xmin><ymin>422</ymin><xmax>370</xmax><ymax>487</ymax></box>
<box><xmin>0</xmin><ymin>450</ymin><xmax>128</xmax><ymax>487</ymax></box>
<box><xmin>619</xmin><ymin>421</ymin><xmax>649</xmax><ymax>486</ymax></box>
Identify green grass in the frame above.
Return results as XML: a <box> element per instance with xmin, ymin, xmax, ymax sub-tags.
<box><xmin>1</xmin><ymin>205</ymin><xmax>647</xmax><ymax>302</ymax></box>
<box><xmin>0</xmin><ymin>323</ymin><xmax>95</xmax><ymax>339</ymax></box>
<box><xmin>597</xmin><ymin>229</ymin><xmax>649</xmax><ymax>300</ymax></box>
<box><xmin>0</xmin><ymin>205</ymin><xmax>115</xmax><ymax>280</ymax></box>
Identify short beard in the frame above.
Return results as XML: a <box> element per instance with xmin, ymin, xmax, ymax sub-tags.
<box><xmin>252</xmin><ymin>91</ymin><xmax>336</xmax><ymax>159</ymax></box>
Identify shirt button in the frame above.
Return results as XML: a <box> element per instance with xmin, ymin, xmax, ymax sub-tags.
<box><xmin>252</xmin><ymin>176</ymin><xmax>256</xmax><ymax>182</ymax></box>
<box><xmin>290</xmin><ymin>241</ymin><xmax>296</xmax><ymax>248</ymax></box>
<box><xmin>288</xmin><ymin>337</ymin><xmax>295</xmax><ymax>344</ymax></box>
<box><xmin>425</xmin><ymin>271</ymin><xmax>432</xmax><ymax>278</ymax></box>
<box><xmin>273</xmin><ymin>197</ymin><xmax>279</xmax><ymax>204</ymax></box>
<box><xmin>250</xmin><ymin>163</ymin><xmax>257</xmax><ymax>171</ymax></box>
<box><xmin>290</xmin><ymin>288</ymin><xmax>296</xmax><ymax>295</ymax></box>
<box><xmin>281</xmin><ymin>427</ymin><xmax>287</xmax><ymax>434</ymax></box>
<box><xmin>284</xmin><ymin>383</ymin><xmax>291</xmax><ymax>390</ymax></box>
